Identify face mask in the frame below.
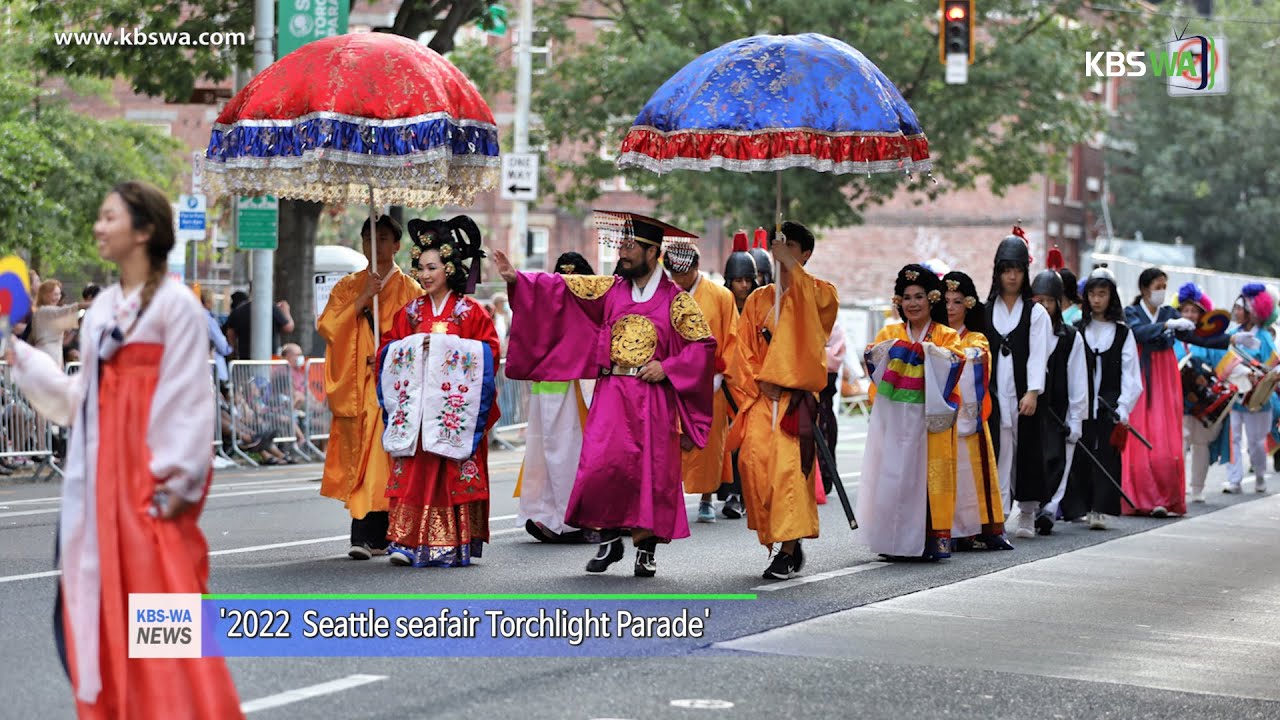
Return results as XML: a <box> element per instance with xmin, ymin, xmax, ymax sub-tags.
<box><xmin>293</xmin><ymin>356</ymin><xmax>305</xmax><ymax>368</ymax></box>
<box><xmin>1149</xmin><ymin>289</ymin><xmax>1166</xmax><ymax>305</ymax></box>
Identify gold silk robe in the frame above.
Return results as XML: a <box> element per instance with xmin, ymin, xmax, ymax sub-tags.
<box><xmin>727</xmin><ymin>262</ymin><xmax>839</xmax><ymax>546</ymax></box>
<box><xmin>317</xmin><ymin>267</ymin><xmax>422</xmax><ymax>519</ymax></box>
<box><xmin>682</xmin><ymin>276</ymin><xmax>739</xmax><ymax>494</ymax></box>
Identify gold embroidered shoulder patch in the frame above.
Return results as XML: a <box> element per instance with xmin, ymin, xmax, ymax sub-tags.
<box><xmin>562</xmin><ymin>275</ymin><xmax>615</xmax><ymax>300</ymax></box>
<box><xmin>671</xmin><ymin>291</ymin><xmax>712</xmax><ymax>341</ymax></box>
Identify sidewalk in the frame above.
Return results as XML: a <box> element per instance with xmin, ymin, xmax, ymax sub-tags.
<box><xmin>721</xmin><ymin>490</ymin><xmax>1280</xmax><ymax>702</ymax></box>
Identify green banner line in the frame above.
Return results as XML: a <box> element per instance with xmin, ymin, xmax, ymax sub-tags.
<box><xmin>202</xmin><ymin>593</ymin><xmax>757</xmax><ymax>601</ymax></box>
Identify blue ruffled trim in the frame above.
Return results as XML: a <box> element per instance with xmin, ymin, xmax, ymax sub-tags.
<box><xmin>206</xmin><ymin>115</ymin><xmax>500</xmax><ymax>163</ymax></box>
<box><xmin>470</xmin><ymin>343</ymin><xmax>496</xmax><ymax>456</ymax></box>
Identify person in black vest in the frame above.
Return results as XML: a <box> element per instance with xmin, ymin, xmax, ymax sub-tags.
<box><xmin>984</xmin><ymin>226</ymin><xmax>1052</xmax><ymax>539</ymax></box>
<box><xmin>1030</xmin><ymin>248</ymin><xmax>1087</xmax><ymax>535</ymax></box>
<box><xmin>1062</xmin><ymin>266</ymin><xmax>1142</xmax><ymax>529</ymax></box>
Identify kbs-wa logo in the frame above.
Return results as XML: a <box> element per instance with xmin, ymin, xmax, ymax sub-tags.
<box><xmin>128</xmin><ymin>593</ymin><xmax>203</xmax><ymax>658</ymax></box>
<box><xmin>1085</xmin><ymin>33</ymin><xmax>1228</xmax><ymax>96</ymax></box>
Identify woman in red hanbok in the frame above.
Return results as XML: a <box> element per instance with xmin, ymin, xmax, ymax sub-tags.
<box><xmin>7</xmin><ymin>181</ymin><xmax>242</xmax><ymax>719</ymax></box>
<box><xmin>379</xmin><ymin>216</ymin><xmax>501</xmax><ymax>567</ymax></box>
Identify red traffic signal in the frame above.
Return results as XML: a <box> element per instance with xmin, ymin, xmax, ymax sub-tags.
<box><xmin>939</xmin><ymin>0</ymin><xmax>975</xmax><ymax>64</ymax></box>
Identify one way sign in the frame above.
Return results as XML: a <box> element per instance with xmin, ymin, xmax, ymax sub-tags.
<box><xmin>500</xmin><ymin>153</ymin><xmax>539</xmax><ymax>202</ymax></box>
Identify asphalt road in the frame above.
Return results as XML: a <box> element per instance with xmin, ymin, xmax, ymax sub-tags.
<box><xmin>1</xmin><ymin>415</ymin><xmax>1277</xmax><ymax>719</ymax></box>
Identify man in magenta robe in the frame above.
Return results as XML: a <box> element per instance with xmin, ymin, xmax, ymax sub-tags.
<box><xmin>493</xmin><ymin>211</ymin><xmax>715</xmax><ymax>577</ymax></box>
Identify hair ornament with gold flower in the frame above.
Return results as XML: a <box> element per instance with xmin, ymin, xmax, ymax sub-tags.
<box><xmin>407</xmin><ymin>215</ymin><xmax>486</xmax><ymax>295</ymax></box>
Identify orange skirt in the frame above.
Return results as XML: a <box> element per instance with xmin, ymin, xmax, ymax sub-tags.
<box><xmin>65</xmin><ymin>343</ymin><xmax>242</xmax><ymax>719</ymax></box>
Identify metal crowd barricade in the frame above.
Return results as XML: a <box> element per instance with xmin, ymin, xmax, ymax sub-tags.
<box><xmin>210</xmin><ymin>359</ymin><xmax>237</xmax><ymax>465</ymax></box>
<box><xmin>227</xmin><ymin>359</ymin><xmax>300</xmax><ymax>466</ymax></box>
<box><xmin>0</xmin><ymin>360</ymin><xmax>61</xmax><ymax>481</ymax></box>
<box><xmin>491</xmin><ymin>359</ymin><xmax>530</xmax><ymax>450</ymax></box>
<box><xmin>67</xmin><ymin>360</ymin><xmax>235</xmax><ymax>468</ymax></box>
<box><xmin>301</xmin><ymin>358</ymin><xmax>329</xmax><ymax>460</ymax></box>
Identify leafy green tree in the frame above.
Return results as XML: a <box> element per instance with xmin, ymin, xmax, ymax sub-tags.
<box><xmin>1107</xmin><ymin>0</ymin><xmax>1280</xmax><ymax>273</ymax></box>
<box><xmin>28</xmin><ymin>0</ymin><xmax>497</xmax><ymax>102</ymax></box>
<box><xmin>0</xmin><ymin>20</ymin><xmax>182</xmax><ymax>273</ymax></box>
<box><xmin>534</xmin><ymin>0</ymin><xmax>1147</xmax><ymax>229</ymax></box>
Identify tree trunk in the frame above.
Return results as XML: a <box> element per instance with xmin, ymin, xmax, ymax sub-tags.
<box><xmin>275</xmin><ymin>199</ymin><xmax>325</xmax><ymax>357</ymax></box>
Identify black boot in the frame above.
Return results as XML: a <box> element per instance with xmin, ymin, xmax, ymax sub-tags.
<box><xmin>634</xmin><ymin>537</ymin><xmax>658</xmax><ymax>577</ymax></box>
<box><xmin>721</xmin><ymin>494</ymin><xmax>744</xmax><ymax>519</ymax></box>
<box><xmin>586</xmin><ymin>532</ymin><xmax>625</xmax><ymax>573</ymax></box>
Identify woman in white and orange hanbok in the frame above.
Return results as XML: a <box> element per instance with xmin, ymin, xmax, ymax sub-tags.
<box><xmin>7</xmin><ymin>181</ymin><xmax>242</xmax><ymax>719</ymax></box>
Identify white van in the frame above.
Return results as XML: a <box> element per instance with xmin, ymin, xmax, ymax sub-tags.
<box><xmin>313</xmin><ymin>245</ymin><xmax>368</xmax><ymax>319</ymax></box>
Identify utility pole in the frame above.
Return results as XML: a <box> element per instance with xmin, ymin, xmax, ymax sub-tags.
<box><xmin>510</xmin><ymin>0</ymin><xmax>534</xmax><ymax>268</ymax></box>
<box><xmin>250</xmin><ymin>0</ymin><xmax>275</xmax><ymax>359</ymax></box>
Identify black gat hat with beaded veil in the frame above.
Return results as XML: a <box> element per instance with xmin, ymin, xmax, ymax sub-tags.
<box><xmin>661</xmin><ymin>237</ymin><xmax>700</xmax><ymax>274</ymax></box>
<box><xmin>407</xmin><ymin>215</ymin><xmax>486</xmax><ymax>295</ymax></box>
<box><xmin>894</xmin><ymin>263</ymin><xmax>949</xmax><ymax>326</ymax></box>
<box><xmin>594</xmin><ymin>210</ymin><xmax>697</xmax><ymax>250</ymax></box>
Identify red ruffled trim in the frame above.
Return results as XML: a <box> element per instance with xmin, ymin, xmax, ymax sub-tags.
<box><xmin>619</xmin><ymin>127</ymin><xmax>930</xmax><ymax>165</ymax></box>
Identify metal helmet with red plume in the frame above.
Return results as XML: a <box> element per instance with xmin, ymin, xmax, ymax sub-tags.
<box><xmin>749</xmin><ymin>226</ymin><xmax>772</xmax><ymax>285</ymax></box>
<box><xmin>724</xmin><ymin>229</ymin><xmax>758</xmax><ymax>285</ymax></box>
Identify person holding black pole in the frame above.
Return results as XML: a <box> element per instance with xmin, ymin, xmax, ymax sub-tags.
<box><xmin>1062</xmin><ymin>266</ymin><xmax>1142</xmax><ymax>529</ymax></box>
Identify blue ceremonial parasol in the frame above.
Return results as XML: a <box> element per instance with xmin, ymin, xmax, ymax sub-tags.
<box><xmin>617</xmin><ymin>33</ymin><xmax>931</xmax><ymax>176</ymax></box>
<box><xmin>617</xmin><ymin>33</ymin><xmax>932</xmax><ymax>427</ymax></box>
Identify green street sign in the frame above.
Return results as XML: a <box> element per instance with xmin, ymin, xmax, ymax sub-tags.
<box><xmin>237</xmin><ymin>196</ymin><xmax>278</xmax><ymax>251</ymax></box>
<box><xmin>278</xmin><ymin>0</ymin><xmax>350</xmax><ymax>59</ymax></box>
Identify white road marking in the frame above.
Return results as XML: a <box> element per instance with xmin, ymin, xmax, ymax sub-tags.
<box><xmin>751</xmin><ymin>561</ymin><xmax>890</xmax><ymax>592</ymax></box>
<box><xmin>0</xmin><ymin>569</ymin><xmax>59</xmax><ymax>584</ymax></box>
<box><xmin>209</xmin><ymin>535</ymin><xmax>349</xmax><ymax>557</ymax></box>
<box><xmin>240</xmin><ymin>674</ymin><xmax>386</xmax><ymax>714</ymax></box>
<box><xmin>0</xmin><ymin>485</ymin><xmax>321</xmax><ymax>519</ymax></box>
<box><xmin>0</xmin><ymin>514</ymin><xmax>529</xmax><ymax>582</ymax></box>
<box><xmin>669</xmin><ymin>699</ymin><xmax>734</xmax><ymax>709</ymax></box>
<box><xmin>0</xmin><ymin>508</ymin><xmax>60</xmax><ymax>519</ymax></box>
<box><xmin>0</xmin><ymin>476</ymin><xmax>317</xmax><ymax>510</ymax></box>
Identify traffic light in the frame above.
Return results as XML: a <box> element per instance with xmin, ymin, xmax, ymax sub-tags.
<box><xmin>939</xmin><ymin>0</ymin><xmax>975</xmax><ymax>64</ymax></box>
<box><xmin>477</xmin><ymin>3</ymin><xmax>508</xmax><ymax>35</ymax></box>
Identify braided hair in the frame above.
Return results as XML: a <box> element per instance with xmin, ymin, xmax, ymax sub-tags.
<box><xmin>111</xmin><ymin>181</ymin><xmax>174</xmax><ymax>330</ymax></box>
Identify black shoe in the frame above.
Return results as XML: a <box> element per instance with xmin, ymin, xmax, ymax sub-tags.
<box><xmin>1035</xmin><ymin>512</ymin><xmax>1055</xmax><ymax>536</ymax></box>
<box><xmin>525</xmin><ymin>519</ymin><xmax>546</xmax><ymax>542</ymax></box>
<box><xmin>762</xmin><ymin>551</ymin><xmax>797</xmax><ymax>580</ymax></box>
<box><xmin>792</xmin><ymin>541</ymin><xmax>805</xmax><ymax>573</ymax></box>
<box><xmin>721</xmin><ymin>494</ymin><xmax>744</xmax><ymax>519</ymax></box>
<box><xmin>975</xmin><ymin>533</ymin><xmax>1015</xmax><ymax>551</ymax></box>
<box><xmin>585</xmin><ymin>537</ymin><xmax>625</xmax><ymax>573</ymax></box>
<box><xmin>558</xmin><ymin>530</ymin><xmax>587</xmax><ymax>544</ymax></box>
<box><xmin>952</xmin><ymin>537</ymin><xmax>976</xmax><ymax>552</ymax></box>
<box><xmin>634</xmin><ymin>539</ymin><xmax>658</xmax><ymax>577</ymax></box>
